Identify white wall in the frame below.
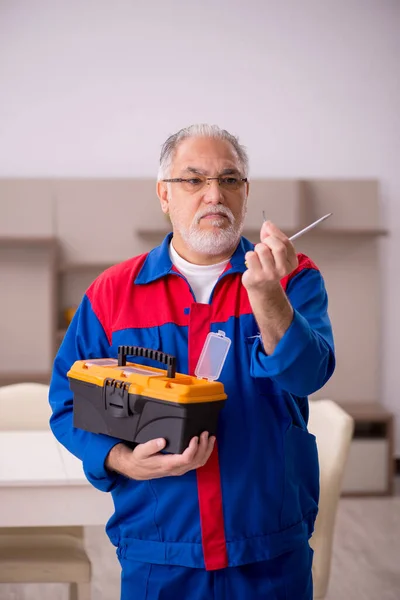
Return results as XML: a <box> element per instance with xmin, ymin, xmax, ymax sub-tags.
<box><xmin>1</xmin><ymin>0</ymin><xmax>400</xmax><ymax>450</ymax></box>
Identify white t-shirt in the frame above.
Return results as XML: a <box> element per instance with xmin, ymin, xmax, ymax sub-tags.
<box><xmin>169</xmin><ymin>242</ymin><xmax>229</xmax><ymax>304</ymax></box>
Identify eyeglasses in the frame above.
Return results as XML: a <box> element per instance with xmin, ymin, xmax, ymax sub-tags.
<box><xmin>162</xmin><ymin>175</ymin><xmax>248</xmax><ymax>193</ymax></box>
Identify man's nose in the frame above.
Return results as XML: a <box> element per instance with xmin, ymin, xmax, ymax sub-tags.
<box><xmin>202</xmin><ymin>179</ymin><xmax>224</xmax><ymax>204</ymax></box>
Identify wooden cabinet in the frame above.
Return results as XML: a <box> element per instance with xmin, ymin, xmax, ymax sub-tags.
<box><xmin>339</xmin><ymin>403</ymin><xmax>395</xmax><ymax>496</ymax></box>
<box><xmin>244</xmin><ymin>179</ymin><xmax>305</xmax><ymax>231</ymax></box>
<box><xmin>0</xmin><ymin>237</ymin><xmax>57</xmax><ymax>385</ymax></box>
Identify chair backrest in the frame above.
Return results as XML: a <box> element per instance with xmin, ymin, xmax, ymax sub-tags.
<box><xmin>308</xmin><ymin>399</ymin><xmax>354</xmax><ymax>599</ymax></box>
<box><xmin>0</xmin><ymin>382</ymin><xmax>51</xmax><ymax>431</ymax></box>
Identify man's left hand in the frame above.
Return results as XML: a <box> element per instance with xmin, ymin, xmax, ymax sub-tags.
<box><xmin>242</xmin><ymin>221</ymin><xmax>298</xmax><ymax>294</ymax></box>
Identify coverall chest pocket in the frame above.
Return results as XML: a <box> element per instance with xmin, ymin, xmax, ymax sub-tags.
<box><xmin>111</xmin><ymin>327</ymin><xmax>161</xmax><ymax>367</ymax></box>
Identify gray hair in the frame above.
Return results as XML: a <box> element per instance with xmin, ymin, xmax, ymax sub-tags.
<box><xmin>157</xmin><ymin>123</ymin><xmax>249</xmax><ymax>180</ymax></box>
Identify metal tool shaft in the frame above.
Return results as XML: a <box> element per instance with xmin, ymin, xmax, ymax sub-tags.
<box><xmin>262</xmin><ymin>211</ymin><xmax>333</xmax><ymax>241</ymax></box>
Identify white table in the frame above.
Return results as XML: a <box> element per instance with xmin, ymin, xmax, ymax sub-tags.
<box><xmin>0</xmin><ymin>431</ymin><xmax>114</xmax><ymax>527</ymax></box>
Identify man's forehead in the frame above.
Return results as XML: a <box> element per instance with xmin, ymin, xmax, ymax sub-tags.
<box><xmin>180</xmin><ymin>165</ymin><xmax>241</xmax><ymax>176</ymax></box>
<box><xmin>172</xmin><ymin>137</ymin><xmax>241</xmax><ymax>172</ymax></box>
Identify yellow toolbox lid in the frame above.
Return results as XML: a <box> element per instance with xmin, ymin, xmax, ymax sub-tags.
<box><xmin>68</xmin><ymin>357</ymin><xmax>227</xmax><ymax>404</ymax></box>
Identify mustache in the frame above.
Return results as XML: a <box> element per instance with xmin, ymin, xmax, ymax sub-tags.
<box><xmin>194</xmin><ymin>205</ymin><xmax>234</xmax><ymax>225</ymax></box>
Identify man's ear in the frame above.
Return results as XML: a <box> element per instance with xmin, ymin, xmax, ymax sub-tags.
<box><xmin>157</xmin><ymin>181</ymin><xmax>169</xmax><ymax>214</ymax></box>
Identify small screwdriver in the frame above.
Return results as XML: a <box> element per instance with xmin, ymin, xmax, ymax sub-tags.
<box><xmin>262</xmin><ymin>211</ymin><xmax>333</xmax><ymax>241</ymax></box>
<box><xmin>245</xmin><ymin>212</ymin><xmax>333</xmax><ymax>267</ymax></box>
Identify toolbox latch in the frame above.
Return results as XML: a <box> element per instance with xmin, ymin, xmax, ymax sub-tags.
<box><xmin>103</xmin><ymin>378</ymin><xmax>130</xmax><ymax>418</ymax></box>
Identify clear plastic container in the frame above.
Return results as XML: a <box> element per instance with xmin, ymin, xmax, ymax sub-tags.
<box><xmin>195</xmin><ymin>330</ymin><xmax>231</xmax><ymax>381</ymax></box>
<box><xmin>85</xmin><ymin>358</ymin><xmax>118</xmax><ymax>367</ymax></box>
<box><xmin>122</xmin><ymin>366</ymin><xmax>159</xmax><ymax>377</ymax></box>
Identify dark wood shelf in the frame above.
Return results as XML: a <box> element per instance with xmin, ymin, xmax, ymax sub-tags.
<box><xmin>136</xmin><ymin>228</ymin><xmax>388</xmax><ymax>239</ymax></box>
<box><xmin>306</xmin><ymin>228</ymin><xmax>388</xmax><ymax>237</ymax></box>
<box><xmin>58</xmin><ymin>262</ymin><xmax>115</xmax><ymax>273</ymax></box>
<box><xmin>0</xmin><ymin>236</ymin><xmax>57</xmax><ymax>248</ymax></box>
<box><xmin>136</xmin><ymin>229</ymin><xmax>172</xmax><ymax>238</ymax></box>
<box><xmin>338</xmin><ymin>401</ymin><xmax>393</xmax><ymax>423</ymax></box>
<box><xmin>55</xmin><ymin>227</ymin><xmax>388</xmax><ymax>273</ymax></box>
<box><xmin>0</xmin><ymin>372</ymin><xmax>51</xmax><ymax>386</ymax></box>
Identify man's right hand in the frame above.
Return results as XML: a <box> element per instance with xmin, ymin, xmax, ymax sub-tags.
<box><xmin>105</xmin><ymin>432</ymin><xmax>215</xmax><ymax>481</ymax></box>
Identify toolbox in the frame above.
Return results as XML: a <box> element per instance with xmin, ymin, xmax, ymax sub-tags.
<box><xmin>69</xmin><ymin>331</ymin><xmax>230</xmax><ymax>454</ymax></box>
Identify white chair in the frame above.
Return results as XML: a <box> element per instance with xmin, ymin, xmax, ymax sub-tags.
<box><xmin>0</xmin><ymin>382</ymin><xmax>52</xmax><ymax>430</ymax></box>
<box><xmin>0</xmin><ymin>382</ymin><xmax>91</xmax><ymax>600</ymax></box>
<box><xmin>308</xmin><ymin>399</ymin><xmax>354</xmax><ymax>599</ymax></box>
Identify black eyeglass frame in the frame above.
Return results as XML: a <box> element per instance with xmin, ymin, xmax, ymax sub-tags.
<box><xmin>162</xmin><ymin>176</ymin><xmax>248</xmax><ymax>187</ymax></box>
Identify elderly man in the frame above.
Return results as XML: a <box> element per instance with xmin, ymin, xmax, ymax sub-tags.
<box><xmin>49</xmin><ymin>124</ymin><xmax>335</xmax><ymax>599</ymax></box>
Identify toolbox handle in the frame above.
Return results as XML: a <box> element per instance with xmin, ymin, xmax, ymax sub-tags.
<box><xmin>117</xmin><ymin>346</ymin><xmax>176</xmax><ymax>379</ymax></box>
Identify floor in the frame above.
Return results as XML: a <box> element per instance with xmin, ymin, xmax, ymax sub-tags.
<box><xmin>1</xmin><ymin>484</ymin><xmax>400</xmax><ymax>599</ymax></box>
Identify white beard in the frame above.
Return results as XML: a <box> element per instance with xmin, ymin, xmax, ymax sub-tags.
<box><xmin>169</xmin><ymin>204</ymin><xmax>246</xmax><ymax>257</ymax></box>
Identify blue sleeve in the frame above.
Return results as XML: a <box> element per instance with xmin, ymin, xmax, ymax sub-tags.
<box><xmin>49</xmin><ymin>294</ymin><xmax>123</xmax><ymax>492</ymax></box>
<box><xmin>250</xmin><ymin>268</ymin><xmax>335</xmax><ymax>396</ymax></box>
